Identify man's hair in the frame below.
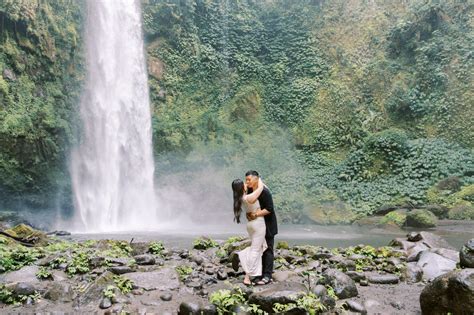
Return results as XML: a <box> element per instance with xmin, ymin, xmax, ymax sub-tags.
<box><xmin>245</xmin><ymin>170</ymin><xmax>259</xmax><ymax>177</ymax></box>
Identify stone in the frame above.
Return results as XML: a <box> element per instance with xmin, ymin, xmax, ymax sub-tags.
<box><xmin>44</xmin><ymin>282</ymin><xmax>75</xmax><ymax>302</ymax></box>
<box><xmin>374</xmin><ymin>204</ymin><xmax>398</xmax><ymax>215</ymax></box>
<box><xmin>312</xmin><ymin>284</ymin><xmax>327</xmax><ymax>297</ymax></box>
<box><xmin>406</xmin><ymin>232</ymin><xmax>423</xmax><ymax>242</ymax></box>
<box><xmin>367</xmin><ymin>274</ymin><xmax>399</xmax><ymax>284</ymax></box>
<box><xmin>320</xmin><ymin>268</ymin><xmax>358</xmax><ymax>299</ymax></box>
<box><xmin>99</xmin><ymin>297</ymin><xmax>112</xmax><ymax>309</ymax></box>
<box><xmin>248</xmin><ymin>282</ymin><xmax>307</xmax><ymax>313</ymax></box>
<box><xmin>416</xmin><ymin>231</ymin><xmax>454</xmax><ymax>249</ymax></box>
<box><xmin>11</xmin><ymin>282</ymin><xmax>36</xmax><ymax>296</ymax></box>
<box><xmin>201</xmin><ymin>303</ymin><xmax>218</xmax><ymax>315</ymax></box>
<box><xmin>345</xmin><ymin>300</ymin><xmax>367</xmax><ymax>314</ymax></box>
<box><xmin>406</xmin><ymin>209</ymin><xmax>437</xmax><ymax>228</ymax></box>
<box><xmin>160</xmin><ymin>292</ymin><xmax>172</xmax><ymax>301</ymax></box>
<box><xmin>416</xmin><ymin>251</ymin><xmax>457</xmax><ymax>280</ymax></box>
<box><xmin>133</xmin><ymin>254</ymin><xmax>155</xmax><ymax>265</ymax></box>
<box><xmin>424</xmin><ymin>204</ymin><xmax>449</xmax><ymax>219</ymax></box>
<box><xmin>460</xmin><ymin>238</ymin><xmax>474</xmax><ymax>268</ymax></box>
<box><xmin>345</xmin><ymin>271</ymin><xmax>366</xmax><ymax>282</ymax></box>
<box><xmin>406</xmin><ymin>243</ymin><xmax>429</xmax><ymax>262</ymax></box>
<box><xmin>404</xmin><ymin>262</ymin><xmax>423</xmax><ymax>283</ymax></box>
<box><xmin>109</xmin><ymin>266</ymin><xmax>134</xmax><ymax>274</ymax></box>
<box><xmin>273</xmin><ymin>270</ymin><xmax>297</xmax><ymax>282</ymax></box>
<box><xmin>359</xmin><ymin>279</ymin><xmax>368</xmax><ymax>286</ymax></box>
<box><xmin>0</xmin><ymin>265</ymin><xmax>40</xmax><ymax>284</ymax></box>
<box><xmin>217</xmin><ymin>270</ymin><xmax>228</xmax><ymax>280</ymax></box>
<box><xmin>420</xmin><ymin>269</ymin><xmax>474</xmax><ymax>315</ymax></box>
<box><xmin>179</xmin><ymin>301</ymin><xmax>201</xmax><ymax>315</ymax></box>
<box><xmin>125</xmin><ymin>269</ymin><xmax>180</xmax><ymax>291</ymax></box>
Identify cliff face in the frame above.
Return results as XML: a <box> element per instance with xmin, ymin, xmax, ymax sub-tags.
<box><xmin>0</xmin><ymin>0</ymin><xmax>472</xmax><ymax>219</ymax></box>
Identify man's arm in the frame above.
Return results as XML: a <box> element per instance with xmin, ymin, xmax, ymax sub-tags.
<box><xmin>249</xmin><ymin>188</ymin><xmax>273</xmax><ymax>219</ymax></box>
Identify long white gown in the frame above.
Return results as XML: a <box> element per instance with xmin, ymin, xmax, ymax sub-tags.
<box><xmin>237</xmin><ymin>196</ymin><xmax>267</xmax><ymax>277</ymax></box>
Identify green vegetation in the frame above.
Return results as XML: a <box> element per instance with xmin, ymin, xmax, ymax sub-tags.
<box><xmin>36</xmin><ymin>266</ymin><xmax>53</xmax><ymax>280</ymax></box>
<box><xmin>0</xmin><ymin>0</ymin><xmax>472</xmax><ymax>221</ymax></box>
<box><xmin>148</xmin><ymin>241</ymin><xmax>165</xmax><ymax>255</ymax></box>
<box><xmin>175</xmin><ymin>265</ymin><xmax>193</xmax><ymax>281</ymax></box>
<box><xmin>193</xmin><ymin>236</ymin><xmax>219</xmax><ymax>250</ymax></box>
<box><xmin>113</xmin><ymin>275</ymin><xmax>134</xmax><ymax>294</ymax></box>
<box><xmin>273</xmin><ymin>293</ymin><xmax>327</xmax><ymax>314</ymax></box>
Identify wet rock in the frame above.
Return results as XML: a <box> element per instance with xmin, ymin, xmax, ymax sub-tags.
<box><xmin>4</xmin><ymin>223</ymin><xmax>47</xmax><ymax>245</ymax></box>
<box><xmin>100</xmin><ymin>297</ymin><xmax>112</xmax><ymax>309</ymax></box>
<box><xmin>109</xmin><ymin>266</ymin><xmax>134</xmax><ymax>274</ymax></box>
<box><xmin>345</xmin><ymin>300</ymin><xmax>367</xmax><ymax>314</ymax></box>
<box><xmin>420</xmin><ymin>269</ymin><xmax>474</xmax><ymax>314</ymax></box>
<box><xmin>160</xmin><ymin>292</ymin><xmax>172</xmax><ymax>301</ymax></box>
<box><xmin>248</xmin><ymin>282</ymin><xmax>307</xmax><ymax>313</ymax></box>
<box><xmin>179</xmin><ymin>301</ymin><xmax>201</xmax><ymax>315</ymax></box>
<box><xmin>359</xmin><ymin>279</ymin><xmax>368</xmax><ymax>286</ymax></box>
<box><xmin>406</xmin><ymin>243</ymin><xmax>429</xmax><ymax>262</ymax></box>
<box><xmin>320</xmin><ymin>268</ymin><xmax>358</xmax><ymax>299</ymax></box>
<box><xmin>191</xmin><ymin>255</ymin><xmax>204</xmax><ymax>266</ymax></box>
<box><xmin>416</xmin><ymin>232</ymin><xmax>454</xmax><ymax>249</ymax></box>
<box><xmin>460</xmin><ymin>238</ymin><xmax>474</xmax><ymax>268</ymax></box>
<box><xmin>201</xmin><ymin>303</ymin><xmax>218</xmax><ymax>315</ymax></box>
<box><xmin>407</xmin><ymin>232</ymin><xmax>423</xmax><ymax>242</ymax></box>
<box><xmin>367</xmin><ymin>274</ymin><xmax>399</xmax><ymax>284</ymax></box>
<box><xmin>11</xmin><ymin>282</ymin><xmax>36</xmax><ymax>296</ymax></box>
<box><xmin>416</xmin><ymin>251</ymin><xmax>457</xmax><ymax>280</ymax></box>
<box><xmin>187</xmin><ymin>281</ymin><xmax>202</xmax><ymax>289</ymax></box>
<box><xmin>125</xmin><ymin>269</ymin><xmax>180</xmax><ymax>291</ymax></box>
<box><xmin>404</xmin><ymin>262</ymin><xmax>423</xmax><ymax>283</ymax></box>
<box><xmin>77</xmin><ymin>272</ymin><xmax>114</xmax><ymax>306</ymax></box>
<box><xmin>312</xmin><ymin>284</ymin><xmax>327</xmax><ymax>297</ymax></box>
<box><xmin>133</xmin><ymin>254</ymin><xmax>155</xmax><ymax>265</ymax></box>
<box><xmin>273</xmin><ymin>270</ymin><xmax>297</xmax><ymax>282</ymax></box>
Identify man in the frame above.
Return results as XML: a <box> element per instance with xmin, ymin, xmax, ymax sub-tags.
<box><xmin>245</xmin><ymin>170</ymin><xmax>278</xmax><ymax>285</ymax></box>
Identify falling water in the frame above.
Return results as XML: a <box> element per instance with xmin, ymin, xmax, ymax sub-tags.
<box><xmin>71</xmin><ymin>0</ymin><xmax>157</xmax><ymax>232</ymax></box>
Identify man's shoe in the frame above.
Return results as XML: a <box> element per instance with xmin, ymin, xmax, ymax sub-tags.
<box><xmin>230</xmin><ymin>251</ymin><xmax>240</xmax><ymax>272</ymax></box>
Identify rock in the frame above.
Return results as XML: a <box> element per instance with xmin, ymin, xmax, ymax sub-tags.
<box><xmin>217</xmin><ymin>270</ymin><xmax>228</xmax><ymax>280</ymax></box>
<box><xmin>4</xmin><ymin>224</ymin><xmax>47</xmax><ymax>245</ymax></box>
<box><xmin>345</xmin><ymin>300</ymin><xmax>367</xmax><ymax>314</ymax></box>
<box><xmin>367</xmin><ymin>274</ymin><xmax>399</xmax><ymax>284</ymax></box>
<box><xmin>187</xmin><ymin>281</ymin><xmax>202</xmax><ymax>289</ymax></box>
<box><xmin>201</xmin><ymin>304</ymin><xmax>217</xmax><ymax>315</ymax></box>
<box><xmin>460</xmin><ymin>238</ymin><xmax>474</xmax><ymax>268</ymax></box>
<box><xmin>11</xmin><ymin>282</ymin><xmax>36</xmax><ymax>296</ymax></box>
<box><xmin>273</xmin><ymin>270</ymin><xmax>297</xmax><ymax>282</ymax></box>
<box><xmin>404</xmin><ymin>262</ymin><xmax>423</xmax><ymax>283</ymax></box>
<box><xmin>160</xmin><ymin>292</ymin><xmax>172</xmax><ymax>301</ymax></box>
<box><xmin>133</xmin><ymin>254</ymin><xmax>155</xmax><ymax>265</ymax></box>
<box><xmin>364</xmin><ymin>299</ymin><xmax>381</xmax><ymax>310</ymax></box>
<box><xmin>416</xmin><ymin>231</ymin><xmax>454</xmax><ymax>249</ymax></box>
<box><xmin>44</xmin><ymin>282</ymin><xmax>74</xmax><ymax>302</ymax></box>
<box><xmin>424</xmin><ymin>204</ymin><xmax>449</xmax><ymax>219</ymax></box>
<box><xmin>320</xmin><ymin>268</ymin><xmax>358</xmax><ymax>299</ymax></box>
<box><xmin>423</xmin><ymin>248</ymin><xmax>460</xmax><ymax>263</ymax></box>
<box><xmin>406</xmin><ymin>243</ymin><xmax>429</xmax><ymax>262</ymax></box>
<box><xmin>345</xmin><ymin>271</ymin><xmax>366</xmax><ymax>282</ymax></box>
<box><xmin>77</xmin><ymin>272</ymin><xmax>114</xmax><ymax>306</ymax></box>
<box><xmin>0</xmin><ymin>265</ymin><xmax>40</xmax><ymax>284</ymax></box>
<box><xmin>191</xmin><ymin>255</ymin><xmax>204</xmax><ymax>266</ymax></box>
<box><xmin>359</xmin><ymin>279</ymin><xmax>368</xmax><ymax>286</ymax></box>
<box><xmin>420</xmin><ymin>269</ymin><xmax>474</xmax><ymax>315</ymax></box>
<box><xmin>179</xmin><ymin>301</ymin><xmax>201</xmax><ymax>315</ymax></box>
<box><xmin>374</xmin><ymin>204</ymin><xmax>398</xmax><ymax>215</ymax></box>
<box><xmin>148</xmin><ymin>56</ymin><xmax>164</xmax><ymax>80</ymax></box>
<box><xmin>248</xmin><ymin>282</ymin><xmax>307</xmax><ymax>313</ymax></box>
<box><xmin>416</xmin><ymin>251</ymin><xmax>457</xmax><ymax>280</ymax></box>
<box><xmin>406</xmin><ymin>232</ymin><xmax>423</xmax><ymax>242</ymax></box>
<box><xmin>406</xmin><ymin>209</ymin><xmax>438</xmax><ymax>228</ymax></box>
<box><xmin>109</xmin><ymin>266</ymin><xmax>134</xmax><ymax>274</ymax></box>
<box><xmin>99</xmin><ymin>297</ymin><xmax>112</xmax><ymax>309</ymax></box>
<box><xmin>125</xmin><ymin>269</ymin><xmax>180</xmax><ymax>291</ymax></box>
<box><xmin>2</xmin><ymin>68</ymin><xmax>16</xmax><ymax>81</ymax></box>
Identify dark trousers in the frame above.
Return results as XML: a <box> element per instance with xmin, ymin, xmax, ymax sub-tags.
<box><xmin>262</xmin><ymin>234</ymin><xmax>275</xmax><ymax>279</ymax></box>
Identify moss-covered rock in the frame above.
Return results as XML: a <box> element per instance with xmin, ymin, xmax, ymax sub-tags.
<box><xmin>380</xmin><ymin>210</ymin><xmax>407</xmax><ymax>227</ymax></box>
<box><xmin>305</xmin><ymin>200</ymin><xmax>356</xmax><ymax>225</ymax></box>
<box><xmin>406</xmin><ymin>209</ymin><xmax>438</xmax><ymax>228</ymax></box>
<box><xmin>4</xmin><ymin>224</ymin><xmax>47</xmax><ymax>245</ymax></box>
<box><xmin>448</xmin><ymin>202</ymin><xmax>474</xmax><ymax>220</ymax></box>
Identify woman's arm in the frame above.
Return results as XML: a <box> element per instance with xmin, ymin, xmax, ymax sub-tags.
<box><xmin>245</xmin><ymin>178</ymin><xmax>264</xmax><ymax>204</ymax></box>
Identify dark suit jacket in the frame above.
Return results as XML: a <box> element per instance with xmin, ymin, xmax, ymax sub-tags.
<box><xmin>258</xmin><ymin>187</ymin><xmax>278</xmax><ymax>237</ymax></box>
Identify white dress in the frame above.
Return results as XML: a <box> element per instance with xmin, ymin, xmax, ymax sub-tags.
<box><xmin>237</xmin><ymin>196</ymin><xmax>267</xmax><ymax>277</ymax></box>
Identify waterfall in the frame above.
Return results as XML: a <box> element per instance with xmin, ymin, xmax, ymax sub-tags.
<box><xmin>71</xmin><ymin>0</ymin><xmax>157</xmax><ymax>232</ymax></box>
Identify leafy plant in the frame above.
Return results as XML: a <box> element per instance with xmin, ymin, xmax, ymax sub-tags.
<box><xmin>148</xmin><ymin>241</ymin><xmax>165</xmax><ymax>255</ymax></box>
<box><xmin>209</xmin><ymin>288</ymin><xmax>246</xmax><ymax>314</ymax></box>
<box><xmin>36</xmin><ymin>266</ymin><xmax>53</xmax><ymax>280</ymax></box>
<box><xmin>175</xmin><ymin>265</ymin><xmax>193</xmax><ymax>281</ymax></box>
<box><xmin>113</xmin><ymin>275</ymin><xmax>134</xmax><ymax>294</ymax></box>
<box><xmin>193</xmin><ymin>236</ymin><xmax>218</xmax><ymax>250</ymax></box>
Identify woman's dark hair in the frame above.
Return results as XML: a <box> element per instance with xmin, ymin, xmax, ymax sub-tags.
<box><xmin>232</xmin><ymin>179</ymin><xmax>244</xmax><ymax>223</ymax></box>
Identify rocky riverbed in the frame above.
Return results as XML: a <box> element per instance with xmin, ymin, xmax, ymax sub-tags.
<box><xmin>0</xmin><ymin>224</ymin><xmax>473</xmax><ymax>314</ymax></box>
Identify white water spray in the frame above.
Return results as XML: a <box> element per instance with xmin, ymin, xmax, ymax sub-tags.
<box><xmin>71</xmin><ymin>0</ymin><xmax>157</xmax><ymax>232</ymax></box>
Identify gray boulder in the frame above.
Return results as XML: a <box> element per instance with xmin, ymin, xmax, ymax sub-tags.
<box><xmin>248</xmin><ymin>282</ymin><xmax>307</xmax><ymax>313</ymax></box>
<box><xmin>420</xmin><ymin>269</ymin><xmax>474</xmax><ymax>315</ymax></box>
<box><xmin>125</xmin><ymin>268</ymin><xmax>180</xmax><ymax>291</ymax></box>
<box><xmin>320</xmin><ymin>268</ymin><xmax>358</xmax><ymax>299</ymax></box>
<box><xmin>133</xmin><ymin>254</ymin><xmax>155</xmax><ymax>265</ymax></box>
<box><xmin>416</xmin><ymin>251</ymin><xmax>457</xmax><ymax>281</ymax></box>
<box><xmin>460</xmin><ymin>238</ymin><xmax>474</xmax><ymax>268</ymax></box>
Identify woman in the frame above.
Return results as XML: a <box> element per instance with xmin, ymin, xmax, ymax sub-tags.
<box><xmin>231</xmin><ymin>177</ymin><xmax>267</xmax><ymax>285</ymax></box>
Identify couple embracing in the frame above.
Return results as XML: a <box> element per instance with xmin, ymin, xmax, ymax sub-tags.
<box><xmin>231</xmin><ymin>170</ymin><xmax>278</xmax><ymax>286</ymax></box>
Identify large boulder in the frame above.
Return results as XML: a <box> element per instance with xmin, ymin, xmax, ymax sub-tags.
<box><xmin>412</xmin><ymin>232</ymin><xmax>454</xmax><ymax>250</ymax></box>
<box><xmin>416</xmin><ymin>251</ymin><xmax>457</xmax><ymax>281</ymax></box>
<box><xmin>319</xmin><ymin>268</ymin><xmax>358</xmax><ymax>299</ymax></box>
<box><xmin>406</xmin><ymin>209</ymin><xmax>437</xmax><ymax>228</ymax></box>
<box><xmin>0</xmin><ymin>265</ymin><xmax>40</xmax><ymax>284</ymax></box>
<box><xmin>3</xmin><ymin>224</ymin><xmax>48</xmax><ymax>245</ymax></box>
<box><xmin>460</xmin><ymin>238</ymin><xmax>474</xmax><ymax>268</ymax></box>
<box><xmin>124</xmin><ymin>268</ymin><xmax>180</xmax><ymax>291</ymax></box>
<box><xmin>420</xmin><ymin>269</ymin><xmax>474</xmax><ymax>315</ymax></box>
<box><xmin>247</xmin><ymin>282</ymin><xmax>307</xmax><ymax>313</ymax></box>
